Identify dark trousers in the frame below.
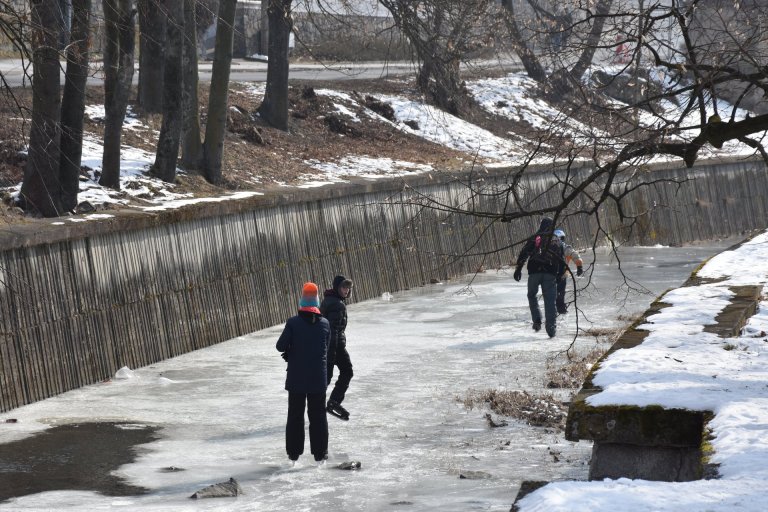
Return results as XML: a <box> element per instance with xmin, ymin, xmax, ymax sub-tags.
<box><xmin>527</xmin><ymin>272</ymin><xmax>557</xmax><ymax>332</ymax></box>
<box><xmin>556</xmin><ymin>276</ymin><xmax>568</xmax><ymax>313</ymax></box>
<box><xmin>327</xmin><ymin>344</ymin><xmax>353</xmax><ymax>404</ymax></box>
<box><xmin>286</xmin><ymin>391</ymin><xmax>328</xmax><ymax>461</ymax></box>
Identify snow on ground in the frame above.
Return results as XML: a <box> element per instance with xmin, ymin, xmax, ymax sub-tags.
<box><xmin>467</xmin><ymin>74</ymin><xmax>613</xmax><ymax>147</ymax></box>
<box><xmin>518</xmin><ymin>231</ymin><xmax>768</xmax><ymax>512</ymax></box>
<box><xmin>6</xmin><ymin>107</ymin><xmax>257</xmax><ymax>217</ymax></box>
<box><xmin>379</xmin><ymin>93</ymin><xmax>528</xmax><ymax>163</ymax></box>
<box><xmin>301</xmin><ymin>155</ymin><xmax>434</xmax><ymax>187</ymax></box>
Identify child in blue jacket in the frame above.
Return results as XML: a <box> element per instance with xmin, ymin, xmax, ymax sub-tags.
<box><xmin>276</xmin><ymin>282</ymin><xmax>330</xmax><ymax>464</ymax></box>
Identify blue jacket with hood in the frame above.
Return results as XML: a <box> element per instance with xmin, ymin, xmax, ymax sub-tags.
<box><xmin>276</xmin><ymin>311</ymin><xmax>330</xmax><ymax>394</ymax></box>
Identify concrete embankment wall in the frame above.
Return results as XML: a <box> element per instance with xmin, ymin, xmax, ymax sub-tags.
<box><xmin>0</xmin><ymin>157</ymin><xmax>766</xmax><ymax>412</ymax></box>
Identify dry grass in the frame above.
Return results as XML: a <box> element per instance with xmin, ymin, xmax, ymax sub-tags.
<box><xmin>545</xmin><ymin>325</ymin><xmax>627</xmax><ymax>389</ymax></box>
<box><xmin>461</xmin><ymin>389</ymin><xmax>567</xmax><ymax>430</ymax></box>
<box><xmin>544</xmin><ymin>346</ymin><xmax>607</xmax><ymax>389</ymax></box>
<box><xmin>458</xmin><ymin>325</ymin><xmax>632</xmax><ymax>432</ymax></box>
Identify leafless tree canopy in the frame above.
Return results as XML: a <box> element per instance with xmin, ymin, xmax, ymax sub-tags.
<box><xmin>377</xmin><ymin>0</ymin><xmax>497</xmax><ymax>114</ymax></box>
<box><xmin>391</xmin><ymin>0</ymin><xmax>768</xmax><ymax>223</ymax></box>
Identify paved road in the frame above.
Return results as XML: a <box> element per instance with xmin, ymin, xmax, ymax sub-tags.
<box><xmin>0</xmin><ymin>58</ymin><xmax>417</xmax><ymax>87</ymax></box>
<box><xmin>0</xmin><ymin>57</ymin><xmax>521</xmax><ymax>87</ymax></box>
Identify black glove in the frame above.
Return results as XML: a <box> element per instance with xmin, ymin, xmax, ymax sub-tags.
<box><xmin>281</xmin><ymin>352</ymin><xmax>289</xmax><ymax>362</ymax></box>
<box><xmin>576</xmin><ymin>266</ymin><xmax>583</xmax><ymax>277</ymax></box>
<box><xmin>513</xmin><ymin>267</ymin><xmax>522</xmax><ymax>282</ymax></box>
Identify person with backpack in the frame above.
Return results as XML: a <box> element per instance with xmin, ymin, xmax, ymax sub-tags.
<box><xmin>513</xmin><ymin>218</ymin><xmax>565</xmax><ymax>338</ymax></box>
<box><xmin>554</xmin><ymin>228</ymin><xmax>584</xmax><ymax>315</ymax></box>
<box><xmin>276</xmin><ymin>282</ymin><xmax>331</xmax><ymax>465</ymax></box>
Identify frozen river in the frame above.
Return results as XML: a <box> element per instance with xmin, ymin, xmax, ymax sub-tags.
<box><xmin>0</xmin><ymin>242</ymin><xmax>737</xmax><ymax>511</ymax></box>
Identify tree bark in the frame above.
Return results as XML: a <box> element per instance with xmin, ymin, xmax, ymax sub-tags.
<box><xmin>100</xmin><ymin>0</ymin><xmax>135</xmax><ymax>190</ymax></box>
<box><xmin>258</xmin><ymin>0</ymin><xmax>292</xmax><ymax>130</ymax></box>
<box><xmin>137</xmin><ymin>0</ymin><xmax>166</xmax><ymax>113</ymax></box>
<box><xmin>152</xmin><ymin>0</ymin><xmax>184</xmax><ymax>182</ymax></box>
<box><xmin>202</xmin><ymin>0</ymin><xmax>236</xmax><ymax>184</ymax></box>
<box><xmin>502</xmin><ymin>0</ymin><xmax>612</xmax><ymax>94</ymax></box>
<box><xmin>380</xmin><ymin>0</ymin><xmax>484</xmax><ymax>116</ymax></box>
<box><xmin>21</xmin><ymin>0</ymin><xmax>63</xmax><ymax>217</ymax></box>
<box><xmin>501</xmin><ymin>0</ymin><xmax>547</xmax><ymax>83</ymax></box>
<box><xmin>59</xmin><ymin>0</ymin><xmax>91</xmax><ymax>212</ymax></box>
<box><xmin>181</xmin><ymin>0</ymin><xmax>202</xmax><ymax>170</ymax></box>
<box><xmin>565</xmin><ymin>0</ymin><xmax>613</xmax><ymax>86</ymax></box>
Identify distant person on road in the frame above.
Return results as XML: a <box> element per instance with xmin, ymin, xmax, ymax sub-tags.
<box><xmin>276</xmin><ymin>282</ymin><xmax>330</xmax><ymax>465</ymax></box>
<box><xmin>321</xmin><ymin>275</ymin><xmax>355</xmax><ymax>421</ymax></box>
<box><xmin>554</xmin><ymin>229</ymin><xmax>584</xmax><ymax>315</ymax></box>
<box><xmin>514</xmin><ymin>218</ymin><xmax>565</xmax><ymax>338</ymax></box>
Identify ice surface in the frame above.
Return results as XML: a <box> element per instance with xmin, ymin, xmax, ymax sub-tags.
<box><xmin>0</xmin><ymin>244</ymin><xmax>731</xmax><ymax>511</ymax></box>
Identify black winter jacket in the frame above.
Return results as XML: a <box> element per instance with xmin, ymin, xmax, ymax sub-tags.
<box><xmin>515</xmin><ymin>218</ymin><xmax>566</xmax><ymax>277</ymax></box>
<box><xmin>276</xmin><ymin>312</ymin><xmax>330</xmax><ymax>393</ymax></box>
<box><xmin>321</xmin><ymin>291</ymin><xmax>347</xmax><ymax>354</ymax></box>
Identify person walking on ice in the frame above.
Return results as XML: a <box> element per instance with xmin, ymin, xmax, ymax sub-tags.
<box><xmin>513</xmin><ymin>218</ymin><xmax>565</xmax><ymax>338</ymax></box>
<box><xmin>321</xmin><ymin>275</ymin><xmax>355</xmax><ymax>421</ymax></box>
<box><xmin>276</xmin><ymin>282</ymin><xmax>330</xmax><ymax>465</ymax></box>
<box><xmin>554</xmin><ymin>228</ymin><xmax>584</xmax><ymax>315</ymax></box>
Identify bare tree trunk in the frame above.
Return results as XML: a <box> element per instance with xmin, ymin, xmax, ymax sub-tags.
<box><xmin>381</xmin><ymin>0</ymin><xmax>488</xmax><ymax>116</ymax></box>
<box><xmin>152</xmin><ymin>0</ymin><xmax>184</xmax><ymax>181</ymax></box>
<box><xmin>258</xmin><ymin>0</ymin><xmax>292</xmax><ymax>130</ymax></box>
<box><xmin>413</xmin><ymin>5</ymin><xmax>465</xmax><ymax>114</ymax></box>
<box><xmin>137</xmin><ymin>0</ymin><xmax>165</xmax><ymax>113</ymax></box>
<box><xmin>565</xmin><ymin>0</ymin><xmax>613</xmax><ymax>85</ymax></box>
<box><xmin>181</xmin><ymin>0</ymin><xmax>202</xmax><ymax>170</ymax></box>
<box><xmin>202</xmin><ymin>0</ymin><xmax>236</xmax><ymax>184</ymax></box>
<box><xmin>100</xmin><ymin>0</ymin><xmax>135</xmax><ymax>190</ymax></box>
<box><xmin>59</xmin><ymin>0</ymin><xmax>91</xmax><ymax>212</ymax></box>
<box><xmin>414</xmin><ymin>4</ymin><xmax>441</xmax><ymax>106</ymax></box>
<box><xmin>21</xmin><ymin>0</ymin><xmax>63</xmax><ymax>217</ymax></box>
<box><xmin>501</xmin><ymin>0</ymin><xmax>547</xmax><ymax>83</ymax></box>
<box><xmin>416</xmin><ymin>54</ymin><xmax>465</xmax><ymax>114</ymax></box>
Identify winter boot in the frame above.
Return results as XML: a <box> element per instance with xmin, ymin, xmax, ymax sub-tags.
<box><xmin>546</xmin><ymin>324</ymin><xmax>556</xmax><ymax>338</ymax></box>
<box><xmin>532</xmin><ymin>322</ymin><xmax>542</xmax><ymax>332</ymax></box>
<box><xmin>326</xmin><ymin>399</ymin><xmax>350</xmax><ymax>421</ymax></box>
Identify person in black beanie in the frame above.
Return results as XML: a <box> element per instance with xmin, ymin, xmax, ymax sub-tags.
<box><xmin>321</xmin><ymin>275</ymin><xmax>354</xmax><ymax>420</ymax></box>
<box><xmin>276</xmin><ymin>282</ymin><xmax>330</xmax><ymax>464</ymax></box>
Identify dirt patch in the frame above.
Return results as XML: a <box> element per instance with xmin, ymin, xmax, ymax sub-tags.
<box><xmin>0</xmin><ymin>422</ymin><xmax>159</xmax><ymax>503</ymax></box>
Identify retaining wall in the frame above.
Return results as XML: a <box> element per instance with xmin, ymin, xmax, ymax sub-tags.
<box><xmin>1</xmin><ymin>157</ymin><xmax>766</xmax><ymax>412</ymax></box>
<box><xmin>565</xmin><ymin>281</ymin><xmax>761</xmax><ymax>482</ymax></box>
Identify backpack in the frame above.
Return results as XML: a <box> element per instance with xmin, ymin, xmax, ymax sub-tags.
<box><xmin>529</xmin><ymin>234</ymin><xmax>562</xmax><ymax>268</ymax></box>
